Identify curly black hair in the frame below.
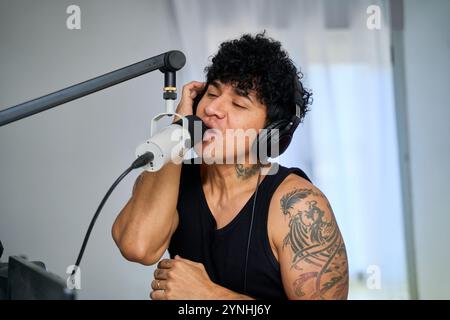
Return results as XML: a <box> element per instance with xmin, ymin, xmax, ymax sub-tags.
<box><xmin>204</xmin><ymin>32</ymin><xmax>312</xmax><ymax>126</ymax></box>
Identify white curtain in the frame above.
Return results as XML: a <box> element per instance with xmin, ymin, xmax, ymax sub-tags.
<box><xmin>169</xmin><ymin>0</ymin><xmax>408</xmax><ymax>299</ymax></box>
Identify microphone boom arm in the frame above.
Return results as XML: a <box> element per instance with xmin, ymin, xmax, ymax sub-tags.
<box><xmin>0</xmin><ymin>50</ymin><xmax>186</xmax><ymax>127</ymax></box>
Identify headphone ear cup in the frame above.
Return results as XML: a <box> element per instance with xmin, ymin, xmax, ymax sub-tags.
<box><xmin>252</xmin><ymin>120</ymin><xmax>286</xmax><ymax>161</ymax></box>
<box><xmin>252</xmin><ymin>115</ymin><xmax>300</xmax><ymax>161</ymax></box>
<box><xmin>267</xmin><ymin>119</ymin><xmax>293</xmax><ymax>158</ymax></box>
<box><xmin>274</xmin><ymin>130</ymin><xmax>292</xmax><ymax>156</ymax></box>
<box><xmin>279</xmin><ymin>115</ymin><xmax>300</xmax><ymax>154</ymax></box>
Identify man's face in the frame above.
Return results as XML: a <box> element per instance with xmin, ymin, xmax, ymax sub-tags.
<box><xmin>194</xmin><ymin>80</ymin><xmax>267</xmax><ymax>164</ymax></box>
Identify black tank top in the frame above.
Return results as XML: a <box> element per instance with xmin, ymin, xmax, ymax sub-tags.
<box><xmin>168</xmin><ymin>160</ymin><xmax>311</xmax><ymax>299</ymax></box>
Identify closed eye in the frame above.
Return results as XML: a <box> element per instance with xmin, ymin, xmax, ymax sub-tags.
<box><xmin>233</xmin><ymin>102</ymin><xmax>246</xmax><ymax>109</ymax></box>
<box><xmin>207</xmin><ymin>93</ymin><xmax>218</xmax><ymax>98</ymax></box>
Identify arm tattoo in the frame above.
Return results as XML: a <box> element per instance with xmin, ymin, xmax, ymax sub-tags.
<box><xmin>235</xmin><ymin>164</ymin><xmax>260</xmax><ymax>180</ymax></box>
<box><xmin>280</xmin><ymin>188</ymin><xmax>348</xmax><ymax>299</ymax></box>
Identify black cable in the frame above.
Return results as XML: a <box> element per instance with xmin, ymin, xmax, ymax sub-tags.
<box><xmin>71</xmin><ymin>152</ymin><xmax>153</xmax><ymax>274</ymax></box>
<box><xmin>243</xmin><ymin>167</ymin><xmax>262</xmax><ymax>294</ymax></box>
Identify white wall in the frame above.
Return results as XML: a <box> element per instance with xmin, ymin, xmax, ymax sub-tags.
<box><xmin>0</xmin><ymin>0</ymin><xmax>181</xmax><ymax>299</ymax></box>
<box><xmin>403</xmin><ymin>0</ymin><xmax>450</xmax><ymax>299</ymax></box>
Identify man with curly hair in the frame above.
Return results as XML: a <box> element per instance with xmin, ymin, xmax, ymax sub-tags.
<box><xmin>112</xmin><ymin>33</ymin><xmax>349</xmax><ymax>300</ymax></box>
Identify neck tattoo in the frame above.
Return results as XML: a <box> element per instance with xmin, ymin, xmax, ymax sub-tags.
<box><xmin>235</xmin><ymin>164</ymin><xmax>260</xmax><ymax>180</ymax></box>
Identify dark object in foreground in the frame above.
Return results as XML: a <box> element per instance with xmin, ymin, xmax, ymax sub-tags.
<box><xmin>0</xmin><ymin>255</ymin><xmax>75</xmax><ymax>300</ymax></box>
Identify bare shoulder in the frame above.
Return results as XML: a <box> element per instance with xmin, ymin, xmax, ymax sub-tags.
<box><xmin>268</xmin><ymin>173</ymin><xmax>349</xmax><ymax>299</ymax></box>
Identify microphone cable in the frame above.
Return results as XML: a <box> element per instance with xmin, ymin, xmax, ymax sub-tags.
<box><xmin>71</xmin><ymin>152</ymin><xmax>154</xmax><ymax>275</ymax></box>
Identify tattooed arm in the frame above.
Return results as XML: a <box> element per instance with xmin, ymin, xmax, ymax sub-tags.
<box><xmin>269</xmin><ymin>174</ymin><xmax>349</xmax><ymax>300</ymax></box>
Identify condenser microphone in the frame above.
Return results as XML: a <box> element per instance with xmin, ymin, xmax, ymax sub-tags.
<box><xmin>135</xmin><ymin>115</ymin><xmax>207</xmax><ymax>172</ymax></box>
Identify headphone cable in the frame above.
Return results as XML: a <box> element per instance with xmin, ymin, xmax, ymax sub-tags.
<box><xmin>243</xmin><ymin>166</ymin><xmax>262</xmax><ymax>294</ymax></box>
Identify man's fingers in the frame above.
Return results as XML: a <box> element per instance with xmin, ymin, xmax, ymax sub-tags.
<box><xmin>154</xmin><ymin>268</ymin><xmax>168</xmax><ymax>280</ymax></box>
<box><xmin>174</xmin><ymin>81</ymin><xmax>207</xmax><ymax>122</ymax></box>
<box><xmin>157</xmin><ymin>259</ymin><xmax>174</xmax><ymax>269</ymax></box>
<box><xmin>183</xmin><ymin>81</ymin><xmax>207</xmax><ymax>97</ymax></box>
<box><xmin>184</xmin><ymin>81</ymin><xmax>206</xmax><ymax>90</ymax></box>
<box><xmin>150</xmin><ymin>289</ymin><xmax>167</xmax><ymax>300</ymax></box>
<box><xmin>191</xmin><ymin>82</ymin><xmax>206</xmax><ymax>93</ymax></box>
<box><xmin>151</xmin><ymin>279</ymin><xmax>167</xmax><ymax>290</ymax></box>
